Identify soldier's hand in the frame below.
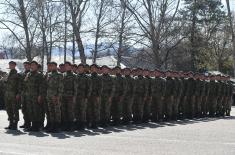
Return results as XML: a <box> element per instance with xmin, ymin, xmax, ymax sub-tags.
<box><xmin>108</xmin><ymin>97</ymin><xmax>112</xmax><ymax>103</ymax></box>
<box><xmin>16</xmin><ymin>95</ymin><xmax>21</xmax><ymax>101</ymax></box>
<box><xmin>38</xmin><ymin>96</ymin><xmax>42</xmax><ymax>104</ymax></box>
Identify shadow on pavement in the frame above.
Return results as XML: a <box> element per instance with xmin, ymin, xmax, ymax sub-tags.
<box><xmin>4</xmin><ymin>116</ymin><xmax>233</xmax><ymax>139</ymax></box>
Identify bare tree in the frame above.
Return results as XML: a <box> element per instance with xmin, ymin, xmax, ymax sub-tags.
<box><xmin>67</xmin><ymin>0</ymin><xmax>89</xmax><ymax>64</ymax></box>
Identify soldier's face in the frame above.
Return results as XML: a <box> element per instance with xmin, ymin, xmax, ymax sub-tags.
<box><xmin>30</xmin><ymin>63</ymin><xmax>38</xmax><ymax>72</ymax></box>
<box><xmin>116</xmin><ymin>69</ymin><xmax>121</xmax><ymax>74</ymax></box>
<box><xmin>102</xmin><ymin>68</ymin><xmax>109</xmax><ymax>74</ymax></box>
<box><xmin>124</xmin><ymin>70</ymin><xmax>130</xmax><ymax>75</ymax></box>
<box><xmin>65</xmin><ymin>64</ymin><xmax>72</xmax><ymax>71</ymax></box>
<box><xmin>91</xmin><ymin>67</ymin><xmax>97</xmax><ymax>73</ymax></box>
<box><xmin>51</xmin><ymin>65</ymin><xmax>57</xmax><ymax>71</ymax></box>
<box><xmin>47</xmin><ymin>65</ymin><xmax>52</xmax><ymax>72</ymax></box>
<box><xmin>9</xmin><ymin>64</ymin><xmax>16</xmax><ymax>70</ymax></box>
<box><xmin>60</xmin><ymin>66</ymin><xmax>65</xmax><ymax>72</ymax></box>
<box><xmin>24</xmin><ymin>64</ymin><xmax>30</xmax><ymax>70</ymax></box>
<box><xmin>155</xmin><ymin>71</ymin><xmax>160</xmax><ymax>77</ymax></box>
<box><xmin>78</xmin><ymin>67</ymin><xmax>85</xmax><ymax>73</ymax></box>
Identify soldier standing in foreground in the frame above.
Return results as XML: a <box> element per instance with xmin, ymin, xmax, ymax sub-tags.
<box><xmin>143</xmin><ymin>69</ymin><xmax>152</xmax><ymax>123</ymax></box>
<box><xmin>75</xmin><ymin>64</ymin><xmax>90</xmax><ymax>130</ymax></box>
<box><xmin>100</xmin><ymin>65</ymin><xmax>115</xmax><ymax>127</ymax></box>
<box><xmin>4</xmin><ymin>61</ymin><xmax>20</xmax><ymax>130</ymax></box>
<box><xmin>25</xmin><ymin>61</ymin><xmax>44</xmax><ymax>131</ymax></box>
<box><xmin>87</xmin><ymin>64</ymin><xmax>102</xmax><ymax>128</ymax></box>
<box><xmin>61</xmin><ymin>62</ymin><xmax>76</xmax><ymax>131</ymax></box>
<box><xmin>46</xmin><ymin>62</ymin><xmax>63</xmax><ymax>132</ymax></box>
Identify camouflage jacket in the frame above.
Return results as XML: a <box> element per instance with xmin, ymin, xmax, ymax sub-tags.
<box><xmin>165</xmin><ymin>77</ymin><xmax>175</xmax><ymax>97</ymax></box>
<box><xmin>144</xmin><ymin>76</ymin><xmax>152</xmax><ymax>97</ymax></box>
<box><xmin>151</xmin><ymin>77</ymin><xmax>166</xmax><ymax>97</ymax></box>
<box><xmin>113</xmin><ymin>74</ymin><xmax>125</xmax><ymax>97</ymax></box>
<box><xmin>185</xmin><ymin>78</ymin><xmax>196</xmax><ymax>96</ymax></box>
<box><xmin>134</xmin><ymin>75</ymin><xmax>146</xmax><ymax>96</ymax></box>
<box><xmin>61</xmin><ymin>71</ymin><xmax>77</xmax><ymax>96</ymax></box>
<box><xmin>101</xmin><ymin>73</ymin><xmax>115</xmax><ymax>97</ymax></box>
<box><xmin>75</xmin><ymin>73</ymin><xmax>90</xmax><ymax>98</ymax></box>
<box><xmin>88</xmin><ymin>72</ymin><xmax>102</xmax><ymax>97</ymax></box>
<box><xmin>46</xmin><ymin>70</ymin><xmax>63</xmax><ymax>97</ymax></box>
<box><xmin>24</xmin><ymin>71</ymin><xmax>44</xmax><ymax>97</ymax></box>
<box><xmin>124</xmin><ymin>75</ymin><xmax>135</xmax><ymax>97</ymax></box>
<box><xmin>5</xmin><ymin>69</ymin><xmax>20</xmax><ymax>95</ymax></box>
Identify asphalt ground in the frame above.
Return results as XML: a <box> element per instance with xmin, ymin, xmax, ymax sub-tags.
<box><xmin>0</xmin><ymin>108</ymin><xmax>235</xmax><ymax>155</ymax></box>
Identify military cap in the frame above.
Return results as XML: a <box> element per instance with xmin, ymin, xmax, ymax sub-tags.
<box><xmin>136</xmin><ymin>67</ymin><xmax>143</xmax><ymax>71</ymax></box>
<box><xmin>114</xmin><ymin>66</ymin><xmax>121</xmax><ymax>69</ymax></box>
<box><xmin>64</xmin><ymin>61</ymin><xmax>72</xmax><ymax>66</ymax></box>
<box><xmin>9</xmin><ymin>61</ymin><xmax>16</xmax><ymax>65</ymax></box>
<box><xmin>90</xmin><ymin>64</ymin><xmax>99</xmax><ymax>68</ymax></box>
<box><xmin>73</xmin><ymin>64</ymin><xmax>78</xmax><ymax>68</ymax></box>
<box><xmin>51</xmin><ymin>62</ymin><xmax>57</xmax><ymax>66</ymax></box>
<box><xmin>23</xmin><ymin>61</ymin><xmax>30</xmax><ymax>65</ymax></box>
<box><xmin>59</xmin><ymin>63</ymin><xmax>64</xmax><ymax>67</ymax></box>
<box><xmin>78</xmin><ymin>63</ymin><xmax>84</xmax><ymax>67</ymax></box>
<box><xmin>47</xmin><ymin>62</ymin><xmax>51</xmax><ymax>65</ymax></box>
<box><xmin>101</xmin><ymin>65</ymin><xmax>109</xmax><ymax>69</ymax></box>
<box><xmin>30</xmin><ymin>61</ymin><xmax>38</xmax><ymax>65</ymax></box>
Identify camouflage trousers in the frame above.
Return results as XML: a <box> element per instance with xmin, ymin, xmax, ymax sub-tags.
<box><xmin>47</xmin><ymin>96</ymin><xmax>61</xmax><ymax>123</ymax></box>
<box><xmin>75</xmin><ymin>95</ymin><xmax>87</xmax><ymax>123</ymax></box>
<box><xmin>4</xmin><ymin>92</ymin><xmax>19</xmax><ymax>122</ymax></box>
<box><xmin>195</xmin><ymin>96</ymin><xmax>202</xmax><ymax>117</ymax></box>
<box><xmin>87</xmin><ymin>95</ymin><xmax>100</xmax><ymax>124</ymax></box>
<box><xmin>172</xmin><ymin>96</ymin><xmax>180</xmax><ymax>120</ymax></box>
<box><xmin>133</xmin><ymin>93</ymin><xmax>145</xmax><ymax>122</ymax></box>
<box><xmin>122</xmin><ymin>95</ymin><xmax>134</xmax><ymax>122</ymax></box>
<box><xmin>42</xmin><ymin>99</ymin><xmax>50</xmax><ymax>124</ymax></box>
<box><xmin>164</xmin><ymin>96</ymin><xmax>174</xmax><ymax>120</ymax></box>
<box><xmin>26</xmin><ymin>95</ymin><xmax>43</xmax><ymax>122</ymax></box>
<box><xmin>182</xmin><ymin>96</ymin><xmax>195</xmax><ymax>118</ymax></box>
<box><xmin>151</xmin><ymin>96</ymin><xmax>164</xmax><ymax>121</ymax></box>
<box><xmin>143</xmin><ymin>96</ymin><xmax>152</xmax><ymax>121</ymax></box>
<box><xmin>111</xmin><ymin>95</ymin><xmax>123</xmax><ymax>122</ymax></box>
<box><xmin>100</xmin><ymin>95</ymin><xmax>112</xmax><ymax>123</ymax></box>
<box><xmin>61</xmin><ymin>96</ymin><xmax>74</xmax><ymax>123</ymax></box>
<box><xmin>21</xmin><ymin>94</ymin><xmax>30</xmax><ymax>123</ymax></box>
<box><xmin>201</xmin><ymin>96</ymin><xmax>208</xmax><ymax>116</ymax></box>
<box><xmin>225</xmin><ymin>96</ymin><xmax>232</xmax><ymax>116</ymax></box>
<box><xmin>216</xmin><ymin>96</ymin><xmax>224</xmax><ymax>116</ymax></box>
<box><xmin>207</xmin><ymin>96</ymin><xmax>218</xmax><ymax>116</ymax></box>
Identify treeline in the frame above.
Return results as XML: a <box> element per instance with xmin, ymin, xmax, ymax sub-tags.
<box><xmin>0</xmin><ymin>0</ymin><xmax>234</xmax><ymax>74</ymax></box>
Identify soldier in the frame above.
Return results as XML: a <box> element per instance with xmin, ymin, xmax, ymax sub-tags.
<box><xmin>24</xmin><ymin>61</ymin><xmax>44</xmax><ymax>131</ymax></box>
<box><xmin>184</xmin><ymin>72</ymin><xmax>197</xmax><ymax>119</ymax></box>
<box><xmin>19</xmin><ymin>61</ymin><xmax>31</xmax><ymax>129</ymax></box>
<box><xmin>122</xmin><ymin>68</ymin><xmax>135</xmax><ymax>124</ymax></box>
<box><xmin>100</xmin><ymin>65</ymin><xmax>115</xmax><ymax>127</ymax></box>
<box><xmin>59</xmin><ymin>63</ymin><xmax>65</xmax><ymax>74</ymax></box>
<box><xmin>111</xmin><ymin>66</ymin><xmax>125</xmax><ymax>125</ymax></box>
<box><xmin>75</xmin><ymin>64</ymin><xmax>90</xmax><ymax>130</ymax></box>
<box><xmin>225</xmin><ymin>76</ymin><xmax>233</xmax><ymax>116</ymax></box>
<box><xmin>164</xmin><ymin>70</ymin><xmax>175</xmax><ymax>121</ymax></box>
<box><xmin>207</xmin><ymin>75</ymin><xmax>218</xmax><ymax>117</ymax></box>
<box><xmin>87</xmin><ymin>64</ymin><xmax>102</xmax><ymax>128</ymax></box>
<box><xmin>61</xmin><ymin>62</ymin><xmax>77</xmax><ymax>131</ymax></box>
<box><xmin>194</xmin><ymin>73</ymin><xmax>203</xmax><ymax>118</ymax></box>
<box><xmin>143</xmin><ymin>69</ymin><xmax>152</xmax><ymax>123</ymax></box>
<box><xmin>178</xmin><ymin>71</ymin><xmax>187</xmax><ymax>119</ymax></box>
<box><xmin>151</xmin><ymin>70</ymin><xmax>166</xmax><ymax>122</ymax></box>
<box><xmin>132</xmin><ymin>68</ymin><xmax>146</xmax><ymax>123</ymax></box>
<box><xmin>201</xmin><ymin>75</ymin><xmax>210</xmax><ymax>117</ymax></box>
<box><xmin>216</xmin><ymin>75</ymin><xmax>224</xmax><ymax>117</ymax></box>
<box><xmin>43</xmin><ymin>62</ymin><xmax>52</xmax><ymax>130</ymax></box>
<box><xmin>46</xmin><ymin>62</ymin><xmax>63</xmax><ymax>132</ymax></box>
<box><xmin>4</xmin><ymin>61</ymin><xmax>21</xmax><ymax>130</ymax></box>
<box><xmin>172</xmin><ymin>71</ymin><xmax>183</xmax><ymax>120</ymax></box>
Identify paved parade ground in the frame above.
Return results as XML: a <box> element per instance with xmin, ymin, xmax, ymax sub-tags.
<box><xmin>0</xmin><ymin>108</ymin><xmax>235</xmax><ymax>155</ymax></box>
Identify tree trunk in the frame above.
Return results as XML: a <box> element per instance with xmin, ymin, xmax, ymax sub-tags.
<box><xmin>226</xmin><ymin>0</ymin><xmax>235</xmax><ymax>76</ymax></box>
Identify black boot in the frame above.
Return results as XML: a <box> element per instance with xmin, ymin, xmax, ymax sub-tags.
<box><xmin>91</xmin><ymin>122</ymin><xmax>98</xmax><ymax>129</ymax></box>
<box><xmin>20</xmin><ymin>121</ymin><xmax>27</xmax><ymax>128</ymax></box>
<box><xmin>5</xmin><ymin>121</ymin><xmax>13</xmax><ymax>130</ymax></box>
<box><xmin>43</xmin><ymin>122</ymin><xmax>51</xmax><ymax>130</ymax></box>
<box><xmin>78</xmin><ymin>122</ymin><xmax>85</xmax><ymax>130</ymax></box>
<box><xmin>11</xmin><ymin>121</ymin><xmax>18</xmax><ymax>130</ymax></box>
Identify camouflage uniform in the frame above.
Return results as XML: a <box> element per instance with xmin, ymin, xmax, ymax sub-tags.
<box><xmin>143</xmin><ymin>76</ymin><xmax>152</xmax><ymax>122</ymax></box>
<box><xmin>122</xmin><ymin>75</ymin><xmax>135</xmax><ymax>123</ymax></box>
<box><xmin>178</xmin><ymin>78</ymin><xmax>187</xmax><ymax>119</ymax></box>
<box><xmin>207</xmin><ymin>80</ymin><xmax>218</xmax><ymax>117</ymax></box>
<box><xmin>151</xmin><ymin>77</ymin><xmax>166</xmax><ymax>122</ymax></box>
<box><xmin>225</xmin><ymin>81</ymin><xmax>233</xmax><ymax>116</ymax></box>
<box><xmin>111</xmin><ymin>73</ymin><xmax>125</xmax><ymax>124</ymax></box>
<box><xmin>184</xmin><ymin>78</ymin><xmax>196</xmax><ymax>118</ymax></box>
<box><xmin>133</xmin><ymin>75</ymin><xmax>146</xmax><ymax>123</ymax></box>
<box><xmin>46</xmin><ymin>70</ymin><xmax>63</xmax><ymax>130</ymax></box>
<box><xmin>75</xmin><ymin>72</ymin><xmax>90</xmax><ymax>129</ymax></box>
<box><xmin>100</xmin><ymin>73</ymin><xmax>115</xmax><ymax>126</ymax></box>
<box><xmin>4</xmin><ymin>69</ymin><xmax>20</xmax><ymax>127</ymax></box>
<box><xmin>87</xmin><ymin>72</ymin><xmax>102</xmax><ymax>128</ymax></box>
<box><xmin>61</xmin><ymin>71</ymin><xmax>76</xmax><ymax>130</ymax></box>
<box><xmin>172</xmin><ymin>78</ymin><xmax>183</xmax><ymax>120</ymax></box>
<box><xmin>164</xmin><ymin>77</ymin><xmax>175</xmax><ymax>120</ymax></box>
<box><xmin>19</xmin><ymin>69</ymin><xmax>30</xmax><ymax>127</ymax></box>
<box><xmin>201</xmin><ymin>80</ymin><xmax>210</xmax><ymax>117</ymax></box>
<box><xmin>216</xmin><ymin>80</ymin><xmax>225</xmax><ymax>116</ymax></box>
<box><xmin>195</xmin><ymin>79</ymin><xmax>205</xmax><ymax>117</ymax></box>
<box><xmin>24</xmin><ymin>71</ymin><xmax>44</xmax><ymax>130</ymax></box>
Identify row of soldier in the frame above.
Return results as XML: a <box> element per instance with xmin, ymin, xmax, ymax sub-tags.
<box><xmin>2</xmin><ymin>61</ymin><xmax>233</xmax><ymax>132</ymax></box>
